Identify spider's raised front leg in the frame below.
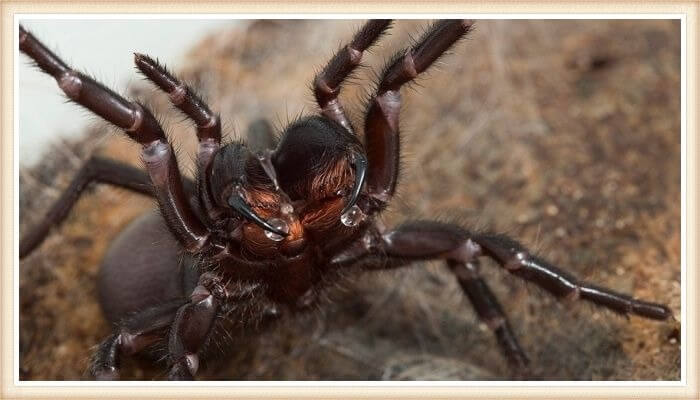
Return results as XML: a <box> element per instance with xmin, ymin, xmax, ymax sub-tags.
<box><xmin>363</xmin><ymin>20</ymin><xmax>474</xmax><ymax>211</ymax></box>
<box><xmin>313</xmin><ymin>19</ymin><xmax>392</xmax><ymax>133</ymax></box>
<box><xmin>334</xmin><ymin>221</ymin><xmax>671</xmax><ymax>370</ymax></box>
<box><xmin>19</xmin><ymin>25</ymin><xmax>211</xmax><ymax>252</ymax></box>
<box><xmin>133</xmin><ymin>54</ymin><xmax>224</xmax><ymax>222</ymax></box>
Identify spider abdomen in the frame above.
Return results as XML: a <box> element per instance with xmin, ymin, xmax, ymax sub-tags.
<box><xmin>98</xmin><ymin>212</ymin><xmax>196</xmax><ymax>324</ymax></box>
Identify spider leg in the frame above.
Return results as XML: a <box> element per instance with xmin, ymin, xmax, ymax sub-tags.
<box><xmin>18</xmin><ymin>156</ymin><xmax>175</xmax><ymax>258</ymax></box>
<box><xmin>335</xmin><ymin>221</ymin><xmax>671</xmax><ymax>368</ymax></box>
<box><xmin>166</xmin><ymin>277</ymin><xmax>220</xmax><ymax>380</ymax></box>
<box><xmin>364</xmin><ymin>20</ymin><xmax>473</xmax><ymax>211</ymax></box>
<box><xmin>90</xmin><ymin>299</ymin><xmax>184</xmax><ymax>380</ymax></box>
<box><xmin>314</xmin><ymin>19</ymin><xmax>392</xmax><ymax>133</ymax></box>
<box><xmin>448</xmin><ymin>259</ymin><xmax>529</xmax><ymax>369</ymax></box>
<box><xmin>133</xmin><ymin>54</ymin><xmax>221</xmax><ymax>147</ymax></box>
<box><xmin>19</xmin><ymin>25</ymin><xmax>211</xmax><ymax>252</ymax></box>
<box><xmin>472</xmin><ymin>232</ymin><xmax>671</xmax><ymax>320</ymax></box>
<box><xmin>385</xmin><ymin>222</ymin><xmax>672</xmax><ymax>319</ymax></box>
<box><xmin>133</xmin><ymin>53</ymin><xmax>224</xmax><ymax>223</ymax></box>
<box><xmin>377</xmin><ymin>222</ymin><xmax>671</xmax><ymax>320</ymax></box>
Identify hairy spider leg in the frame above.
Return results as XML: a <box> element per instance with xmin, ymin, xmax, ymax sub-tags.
<box><xmin>19</xmin><ymin>25</ymin><xmax>212</xmax><ymax>252</ymax></box>
<box><xmin>331</xmin><ymin>220</ymin><xmax>671</xmax><ymax>370</ymax></box>
<box><xmin>447</xmin><ymin>259</ymin><xmax>530</xmax><ymax>369</ymax></box>
<box><xmin>91</xmin><ymin>270</ymin><xmax>229</xmax><ymax>381</ymax></box>
<box><xmin>364</xmin><ymin>20</ymin><xmax>474</xmax><ymax>211</ymax></box>
<box><xmin>90</xmin><ymin>299</ymin><xmax>184</xmax><ymax>380</ymax></box>
<box><xmin>313</xmin><ymin>19</ymin><xmax>393</xmax><ymax>133</ymax></box>
<box><xmin>133</xmin><ymin>54</ymin><xmax>224</xmax><ymax>223</ymax></box>
<box><xmin>166</xmin><ymin>281</ymin><xmax>220</xmax><ymax>380</ymax></box>
<box><xmin>18</xmin><ymin>157</ymin><xmax>163</xmax><ymax>258</ymax></box>
<box><xmin>472</xmin><ymin>233</ymin><xmax>671</xmax><ymax>320</ymax></box>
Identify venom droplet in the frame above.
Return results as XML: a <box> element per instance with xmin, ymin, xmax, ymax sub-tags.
<box><xmin>340</xmin><ymin>205</ymin><xmax>365</xmax><ymax>227</ymax></box>
<box><xmin>264</xmin><ymin>218</ymin><xmax>289</xmax><ymax>241</ymax></box>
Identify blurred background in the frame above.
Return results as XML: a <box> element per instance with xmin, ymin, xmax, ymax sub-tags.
<box><xmin>18</xmin><ymin>19</ymin><xmax>681</xmax><ymax>380</ymax></box>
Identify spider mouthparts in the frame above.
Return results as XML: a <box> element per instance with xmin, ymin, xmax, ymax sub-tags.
<box><xmin>228</xmin><ymin>192</ymin><xmax>289</xmax><ymax>237</ymax></box>
<box><xmin>254</xmin><ymin>148</ymin><xmax>298</xmax><ymax>218</ymax></box>
<box><xmin>341</xmin><ymin>152</ymin><xmax>367</xmax><ymax>216</ymax></box>
<box><xmin>263</xmin><ymin>218</ymin><xmax>290</xmax><ymax>242</ymax></box>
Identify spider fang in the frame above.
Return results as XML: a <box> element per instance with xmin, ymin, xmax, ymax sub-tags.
<box><xmin>341</xmin><ymin>152</ymin><xmax>368</xmax><ymax>216</ymax></box>
<box><xmin>227</xmin><ymin>188</ymin><xmax>289</xmax><ymax>237</ymax></box>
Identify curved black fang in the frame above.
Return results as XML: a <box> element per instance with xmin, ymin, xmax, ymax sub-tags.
<box><xmin>228</xmin><ymin>193</ymin><xmax>289</xmax><ymax>237</ymax></box>
<box><xmin>341</xmin><ymin>152</ymin><xmax>368</xmax><ymax>216</ymax></box>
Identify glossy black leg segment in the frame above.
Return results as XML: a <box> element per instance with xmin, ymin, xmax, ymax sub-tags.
<box><xmin>167</xmin><ymin>285</ymin><xmax>219</xmax><ymax>380</ymax></box>
<box><xmin>133</xmin><ymin>53</ymin><xmax>223</xmax><ymax>225</ymax></box>
<box><xmin>89</xmin><ymin>300</ymin><xmax>184</xmax><ymax>380</ymax></box>
<box><xmin>134</xmin><ymin>53</ymin><xmax>221</xmax><ymax>145</ymax></box>
<box><xmin>347</xmin><ymin>220</ymin><xmax>672</xmax><ymax>319</ymax></box>
<box><xmin>19</xmin><ymin>25</ymin><xmax>211</xmax><ymax>252</ymax></box>
<box><xmin>473</xmin><ymin>233</ymin><xmax>672</xmax><ymax>320</ymax></box>
<box><xmin>377</xmin><ymin>222</ymin><xmax>671</xmax><ymax>320</ymax></box>
<box><xmin>19</xmin><ymin>157</ymin><xmax>154</xmax><ymax>258</ymax></box>
<box><xmin>447</xmin><ymin>260</ymin><xmax>529</xmax><ymax>369</ymax></box>
<box><xmin>20</xmin><ymin>26</ymin><xmax>165</xmax><ymax>144</ymax></box>
<box><xmin>364</xmin><ymin>20</ymin><xmax>474</xmax><ymax>210</ymax></box>
<box><xmin>314</xmin><ymin>19</ymin><xmax>392</xmax><ymax>133</ymax></box>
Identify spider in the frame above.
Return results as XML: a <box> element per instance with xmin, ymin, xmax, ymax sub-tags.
<box><xmin>18</xmin><ymin>19</ymin><xmax>673</xmax><ymax>381</ymax></box>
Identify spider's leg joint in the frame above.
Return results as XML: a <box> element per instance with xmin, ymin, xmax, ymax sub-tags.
<box><xmin>483</xmin><ymin>316</ymin><xmax>506</xmax><ymax>331</ymax></box>
<box><xmin>313</xmin><ymin>76</ymin><xmax>336</xmax><ymax>97</ymax></box>
<box><xmin>203</xmin><ymin>114</ymin><xmax>219</xmax><ymax>129</ymax></box>
<box><xmin>448</xmin><ymin>260</ymin><xmax>480</xmax><ymax>281</ymax></box>
<box><xmin>184</xmin><ymin>354</ymin><xmax>199</xmax><ymax>376</ymax></box>
<box><xmin>347</xmin><ymin>45</ymin><xmax>363</xmax><ymax>64</ymax></box>
<box><xmin>58</xmin><ymin>71</ymin><xmax>82</xmax><ymax>100</ymax></box>
<box><xmin>141</xmin><ymin>140</ymin><xmax>169</xmax><ymax>168</ymax></box>
<box><xmin>118</xmin><ymin>330</ymin><xmax>158</xmax><ymax>356</ymax></box>
<box><xmin>402</xmin><ymin>51</ymin><xmax>418</xmax><ymax>79</ymax></box>
<box><xmin>362</xmin><ymin>228</ymin><xmax>382</xmax><ymax>251</ymax></box>
<box><xmin>446</xmin><ymin>239</ymin><xmax>482</xmax><ymax>263</ymax></box>
<box><xmin>369</xmin><ymin>189</ymin><xmax>392</xmax><ymax>204</ymax></box>
<box><xmin>564</xmin><ymin>287</ymin><xmax>581</xmax><ymax>303</ymax></box>
<box><xmin>505</xmin><ymin>251</ymin><xmax>528</xmax><ymax>271</ymax></box>
<box><xmin>189</xmin><ymin>285</ymin><xmax>211</xmax><ymax>304</ymax></box>
<box><xmin>127</xmin><ymin>103</ymin><xmax>146</xmax><ymax>133</ymax></box>
<box><xmin>168</xmin><ymin>84</ymin><xmax>187</xmax><ymax>105</ymax></box>
<box><xmin>197</xmin><ymin>138</ymin><xmax>220</xmax><ymax>168</ymax></box>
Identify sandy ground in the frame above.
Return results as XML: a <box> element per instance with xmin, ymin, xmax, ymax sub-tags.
<box><xmin>19</xmin><ymin>20</ymin><xmax>680</xmax><ymax>380</ymax></box>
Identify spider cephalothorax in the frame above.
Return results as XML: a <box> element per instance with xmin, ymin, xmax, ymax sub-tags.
<box><xmin>19</xmin><ymin>19</ymin><xmax>672</xmax><ymax>381</ymax></box>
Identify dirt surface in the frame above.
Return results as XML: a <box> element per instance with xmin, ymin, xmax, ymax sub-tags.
<box><xmin>19</xmin><ymin>20</ymin><xmax>681</xmax><ymax>380</ymax></box>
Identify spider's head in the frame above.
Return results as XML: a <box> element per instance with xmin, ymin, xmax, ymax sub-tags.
<box><xmin>209</xmin><ymin>116</ymin><xmax>367</xmax><ymax>256</ymax></box>
<box><xmin>272</xmin><ymin>116</ymin><xmax>365</xmax><ymax>209</ymax></box>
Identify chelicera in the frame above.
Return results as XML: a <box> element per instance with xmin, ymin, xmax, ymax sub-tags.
<box><xmin>18</xmin><ymin>19</ymin><xmax>672</xmax><ymax>380</ymax></box>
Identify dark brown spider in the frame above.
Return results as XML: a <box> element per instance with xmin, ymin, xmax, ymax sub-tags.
<box><xmin>18</xmin><ymin>19</ymin><xmax>672</xmax><ymax>381</ymax></box>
